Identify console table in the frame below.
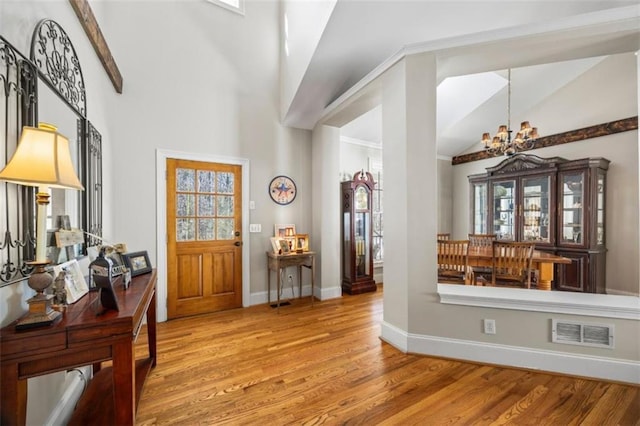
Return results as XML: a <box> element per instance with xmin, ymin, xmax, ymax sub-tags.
<box><xmin>266</xmin><ymin>251</ymin><xmax>316</xmax><ymax>310</ymax></box>
<box><xmin>0</xmin><ymin>269</ymin><xmax>157</xmax><ymax>426</ymax></box>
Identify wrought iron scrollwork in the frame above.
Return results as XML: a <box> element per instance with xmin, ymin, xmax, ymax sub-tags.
<box><xmin>0</xmin><ymin>36</ymin><xmax>38</xmax><ymax>286</ymax></box>
<box><xmin>83</xmin><ymin>120</ymin><xmax>103</xmax><ymax>248</ymax></box>
<box><xmin>30</xmin><ymin>19</ymin><xmax>87</xmax><ymax>117</ymax></box>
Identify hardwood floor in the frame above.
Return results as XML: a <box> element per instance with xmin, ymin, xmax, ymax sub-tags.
<box><xmin>135</xmin><ymin>286</ymin><xmax>639</xmax><ymax>425</ymax></box>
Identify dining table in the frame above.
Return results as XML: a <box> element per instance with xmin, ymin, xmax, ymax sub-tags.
<box><xmin>467</xmin><ymin>246</ymin><xmax>572</xmax><ymax>290</ymax></box>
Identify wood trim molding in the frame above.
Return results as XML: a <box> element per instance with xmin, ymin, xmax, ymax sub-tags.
<box><xmin>69</xmin><ymin>0</ymin><xmax>123</xmax><ymax>94</ymax></box>
<box><xmin>452</xmin><ymin>116</ymin><xmax>638</xmax><ymax>165</ymax></box>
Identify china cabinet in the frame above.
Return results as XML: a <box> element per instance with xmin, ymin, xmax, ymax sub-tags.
<box><xmin>341</xmin><ymin>171</ymin><xmax>377</xmax><ymax>294</ymax></box>
<box><xmin>469</xmin><ymin>154</ymin><xmax>609</xmax><ymax>293</ymax></box>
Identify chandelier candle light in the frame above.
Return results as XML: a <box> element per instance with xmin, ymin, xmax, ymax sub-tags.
<box><xmin>0</xmin><ymin>123</ymin><xmax>84</xmax><ymax>329</ymax></box>
<box><xmin>481</xmin><ymin>69</ymin><xmax>539</xmax><ymax>156</ymax></box>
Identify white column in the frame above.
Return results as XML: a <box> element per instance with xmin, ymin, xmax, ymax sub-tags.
<box><xmin>311</xmin><ymin>124</ymin><xmax>342</xmax><ymax>300</ymax></box>
<box><xmin>380</xmin><ymin>53</ymin><xmax>438</xmax><ymax>351</ymax></box>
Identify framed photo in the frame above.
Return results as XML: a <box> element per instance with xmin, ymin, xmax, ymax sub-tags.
<box><xmin>270</xmin><ymin>237</ymin><xmax>281</xmax><ymax>254</ymax></box>
<box><xmin>122</xmin><ymin>251</ymin><xmax>153</xmax><ymax>277</ymax></box>
<box><xmin>274</xmin><ymin>224</ymin><xmax>296</xmax><ymax>238</ymax></box>
<box><xmin>52</xmin><ymin>259</ymin><xmax>89</xmax><ymax>304</ymax></box>
<box><xmin>278</xmin><ymin>239</ymin><xmax>291</xmax><ymax>254</ymax></box>
<box><xmin>295</xmin><ymin>234</ymin><xmax>309</xmax><ymax>252</ymax></box>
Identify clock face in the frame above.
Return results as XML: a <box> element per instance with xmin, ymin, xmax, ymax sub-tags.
<box><xmin>269</xmin><ymin>175</ymin><xmax>297</xmax><ymax>205</ymax></box>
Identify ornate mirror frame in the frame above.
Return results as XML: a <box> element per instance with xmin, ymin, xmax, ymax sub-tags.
<box><xmin>30</xmin><ymin>19</ymin><xmax>103</xmax><ymax>249</ymax></box>
<box><xmin>0</xmin><ymin>20</ymin><xmax>103</xmax><ymax>288</ymax></box>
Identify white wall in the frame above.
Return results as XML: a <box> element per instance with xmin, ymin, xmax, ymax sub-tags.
<box><xmin>340</xmin><ymin>139</ymin><xmax>381</xmax><ymax>178</ymax></box>
<box><xmin>97</xmin><ymin>1</ymin><xmax>312</xmax><ymax>304</ymax></box>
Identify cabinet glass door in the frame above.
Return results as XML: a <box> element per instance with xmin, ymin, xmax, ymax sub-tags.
<box><xmin>472</xmin><ymin>182</ymin><xmax>487</xmax><ymax>234</ymax></box>
<box><xmin>522</xmin><ymin>175</ymin><xmax>551</xmax><ymax>243</ymax></box>
<box><xmin>492</xmin><ymin>180</ymin><xmax>515</xmax><ymax>240</ymax></box>
<box><xmin>560</xmin><ymin>172</ymin><xmax>585</xmax><ymax>245</ymax></box>
<box><xmin>596</xmin><ymin>172</ymin><xmax>605</xmax><ymax>245</ymax></box>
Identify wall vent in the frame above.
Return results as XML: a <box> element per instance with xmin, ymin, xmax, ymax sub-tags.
<box><xmin>551</xmin><ymin>319</ymin><xmax>614</xmax><ymax>349</ymax></box>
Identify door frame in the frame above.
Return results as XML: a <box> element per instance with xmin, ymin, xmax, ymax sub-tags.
<box><xmin>156</xmin><ymin>149</ymin><xmax>251</xmax><ymax>322</ymax></box>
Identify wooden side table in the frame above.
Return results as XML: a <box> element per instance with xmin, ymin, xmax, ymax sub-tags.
<box><xmin>0</xmin><ymin>270</ymin><xmax>157</xmax><ymax>426</ymax></box>
<box><xmin>266</xmin><ymin>251</ymin><xmax>316</xmax><ymax>310</ymax></box>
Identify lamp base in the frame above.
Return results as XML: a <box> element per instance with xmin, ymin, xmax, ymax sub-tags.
<box><xmin>15</xmin><ymin>261</ymin><xmax>61</xmax><ymax>330</ymax></box>
<box><xmin>15</xmin><ymin>294</ymin><xmax>61</xmax><ymax>330</ymax></box>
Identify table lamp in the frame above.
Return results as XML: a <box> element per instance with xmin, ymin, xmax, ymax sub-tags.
<box><xmin>0</xmin><ymin>123</ymin><xmax>84</xmax><ymax>329</ymax></box>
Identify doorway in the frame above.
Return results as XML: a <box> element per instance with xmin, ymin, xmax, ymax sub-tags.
<box><xmin>156</xmin><ymin>150</ymin><xmax>251</xmax><ymax>321</ymax></box>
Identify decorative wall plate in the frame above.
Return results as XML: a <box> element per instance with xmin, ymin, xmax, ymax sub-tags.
<box><xmin>269</xmin><ymin>175</ymin><xmax>297</xmax><ymax>205</ymax></box>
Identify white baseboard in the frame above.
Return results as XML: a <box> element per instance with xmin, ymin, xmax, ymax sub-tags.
<box><xmin>250</xmin><ymin>285</ymin><xmax>342</xmax><ymax>306</ymax></box>
<box><xmin>320</xmin><ymin>285</ymin><xmax>343</xmax><ymax>300</ymax></box>
<box><xmin>380</xmin><ymin>321</ymin><xmax>639</xmax><ymax>384</ymax></box>
<box><xmin>380</xmin><ymin>321</ymin><xmax>409</xmax><ymax>352</ymax></box>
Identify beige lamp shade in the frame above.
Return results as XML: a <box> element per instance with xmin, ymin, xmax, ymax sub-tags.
<box><xmin>0</xmin><ymin>124</ymin><xmax>84</xmax><ymax>190</ymax></box>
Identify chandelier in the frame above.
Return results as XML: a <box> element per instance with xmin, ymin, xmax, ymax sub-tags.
<box><xmin>481</xmin><ymin>69</ymin><xmax>539</xmax><ymax>156</ymax></box>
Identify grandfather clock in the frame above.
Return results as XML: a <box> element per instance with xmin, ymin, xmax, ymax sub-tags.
<box><xmin>341</xmin><ymin>170</ymin><xmax>377</xmax><ymax>294</ymax></box>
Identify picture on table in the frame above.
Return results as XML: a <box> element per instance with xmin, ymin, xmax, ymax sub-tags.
<box><xmin>295</xmin><ymin>234</ymin><xmax>309</xmax><ymax>252</ymax></box>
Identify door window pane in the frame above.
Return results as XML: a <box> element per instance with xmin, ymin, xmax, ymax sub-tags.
<box><xmin>217</xmin><ymin>172</ymin><xmax>234</xmax><ymax>194</ymax></box>
<box><xmin>217</xmin><ymin>195</ymin><xmax>234</xmax><ymax>216</ymax></box>
<box><xmin>177</xmin><ymin>168</ymin><xmax>195</xmax><ymax>192</ymax></box>
<box><xmin>177</xmin><ymin>194</ymin><xmax>195</xmax><ymax>217</ymax></box>
<box><xmin>198</xmin><ymin>219</ymin><xmax>215</xmax><ymax>240</ymax></box>
<box><xmin>198</xmin><ymin>195</ymin><xmax>215</xmax><ymax>216</ymax></box>
<box><xmin>177</xmin><ymin>218</ymin><xmax>196</xmax><ymax>241</ymax></box>
<box><xmin>217</xmin><ymin>219</ymin><xmax>234</xmax><ymax>240</ymax></box>
<box><xmin>198</xmin><ymin>170</ymin><xmax>215</xmax><ymax>193</ymax></box>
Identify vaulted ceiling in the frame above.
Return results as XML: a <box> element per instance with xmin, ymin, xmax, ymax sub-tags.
<box><xmin>283</xmin><ymin>1</ymin><xmax>640</xmax><ymax>157</ymax></box>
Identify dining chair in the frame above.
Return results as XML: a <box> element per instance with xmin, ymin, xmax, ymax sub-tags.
<box><xmin>490</xmin><ymin>241</ymin><xmax>535</xmax><ymax>288</ymax></box>
<box><xmin>468</xmin><ymin>233</ymin><xmax>496</xmax><ymax>247</ymax></box>
<box><xmin>437</xmin><ymin>239</ymin><xmax>474</xmax><ymax>285</ymax></box>
<box><xmin>437</xmin><ymin>233</ymin><xmax>451</xmax><ymax>241</ymax></box>
<box><xmin>468</xmin><ymin>233</ymin><xmax>497</xmax><ymax>282</ymax></box>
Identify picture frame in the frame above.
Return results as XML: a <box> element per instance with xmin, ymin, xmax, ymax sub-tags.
<box><xmin>122</xmin><ymin>251</ymin><xmax>153</xmax><ymax>277</ymax></box>
<box><xmin>295</xmin><ymin>234</ymin><xmax>309</xmax><ymax>252</ymax></box>
<box><xmin>52</xmin><ymin>259</ymin><xmax>89</xmax><ymax>304</ymax></box>
<box><xmin>274</xmin><ymin>224</ymin><xmax>296</xmax><ymax>239</ymax></box>
<box><xmin>278</xmin><ymin>238</ymin><xmax>291</xmax><ymax>254</ymax></box>
<box><xmin>270</xmin><ymin>237</ymin><xmax>281</xmax><ymax>254</ymax></box>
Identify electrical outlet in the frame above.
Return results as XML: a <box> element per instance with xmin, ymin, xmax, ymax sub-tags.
<box><xmin>484</xmin><ymin>319</ymin><xmax>496</xmax><ymax>335</ymax></box>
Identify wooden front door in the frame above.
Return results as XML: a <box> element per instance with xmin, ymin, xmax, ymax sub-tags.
<box><xmin>166</xmin><ymin>159</ymin><xmax>243</xmax><ymax>319</ymax></box>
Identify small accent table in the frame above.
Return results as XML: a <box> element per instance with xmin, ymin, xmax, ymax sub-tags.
<box><xmin>266</xmin><ymin>251</ymin><xmax>316</xmax><ymax>310</ymax></box>
<box><xmin>0</xmin><ymin>269</ymin><xmax>157</xmax><ymax>426</ymax></box>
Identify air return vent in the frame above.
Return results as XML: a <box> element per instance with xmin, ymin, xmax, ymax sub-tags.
<box><xmin>551</xmin><ymin>319</ymin><xmax>614</xmax><ymax>348</ymax></box>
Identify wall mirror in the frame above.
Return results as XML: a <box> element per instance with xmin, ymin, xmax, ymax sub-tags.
<box><xmin>37</xmin><ymin>78</ymin><xmax>84</xmax><ymax>263</ymax></box>
<box><xmin>30</xmin><ymin>19</ymin><xmax>103</xmax><ymax>263</ymax></box>
<box><xmin>0</xmin><ymin>20</ymin><xmax>102</xmax><ymax>288</ymax></box>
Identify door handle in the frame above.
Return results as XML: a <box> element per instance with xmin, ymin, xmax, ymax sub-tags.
<box><xmin>235</xmin><ymin>231</ymin><xmax>241</xmax><ymax>237</ymax></box>
<box><xmin>234</xmin><ymin>241</ymin><xmax>243</xmax><ymax>247</ymax></box>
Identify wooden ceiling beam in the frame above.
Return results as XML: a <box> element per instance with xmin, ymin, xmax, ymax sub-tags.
<box><xmin>452</xmin><ymin>116</ymin><xmax>638</xmax><ymax>165</ymax></box>
<box><xmin>69</xmin><ymin>0</ymin><xmax>123</xmax><ymax>94</ymax></box>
